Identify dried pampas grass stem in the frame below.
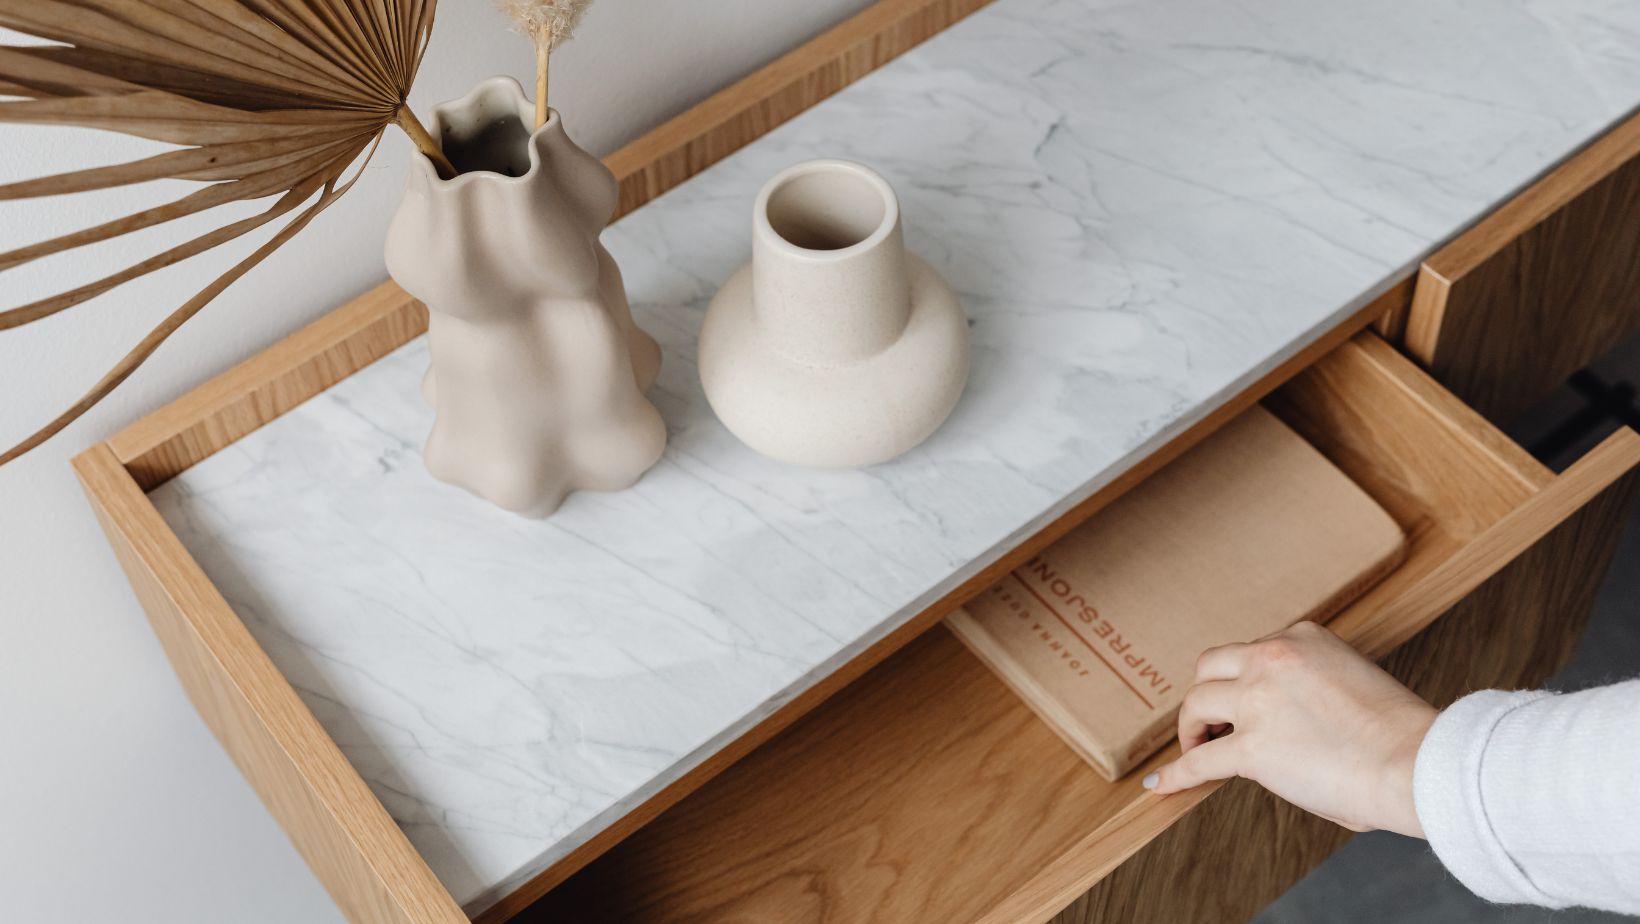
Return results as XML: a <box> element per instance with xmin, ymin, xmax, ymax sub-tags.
<box><xmin>499</xmin><ymin>0</ymin><xmax>593</xmax><ymax>126</ymax></box>
<box><xmin>536</xmin><ymin>38</ymin><xmax>552</xmax><ymax>129</ymax></box>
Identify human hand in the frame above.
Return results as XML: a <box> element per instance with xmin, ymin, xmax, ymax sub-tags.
<box><xmin>1144</xmin><ymin>620</ymin><xmax>1435</xmax><ymax>837</ymax></box>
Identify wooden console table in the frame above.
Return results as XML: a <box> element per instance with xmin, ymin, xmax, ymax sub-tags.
<box><xmin>76</xmin><ymin>0</ymin><xmax>1640</xmax><ymax>922</ymax></box>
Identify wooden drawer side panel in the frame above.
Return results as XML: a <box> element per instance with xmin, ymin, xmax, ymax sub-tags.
<box><xmin>73</xmin><ymin>444</ymin><xmax>466</xmax><ymax>924</ymax></box>
<box><xmin>1406</xmin><ymin>111</ymin><xmax>1640</xmax><ymax>423</ymax></box>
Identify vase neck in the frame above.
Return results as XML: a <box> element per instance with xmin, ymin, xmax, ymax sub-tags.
<box><xmin>751</xmin><ymin>161</ymin><xmax>912</xmax><ymax>365</ymax></box>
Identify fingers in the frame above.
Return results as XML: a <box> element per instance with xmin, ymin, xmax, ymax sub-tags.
<box><xmin>1177</xmin><ymin>680</ymin><xmax>1239</xmax><ymax>752</ymax></box>
<box><xmin>1193</xmin><ymin>641</ymin><xmax>1252</xmax><ymax>682</ymax></box>
<box><xmin>1146</xmin><ymin>737</ymin><xmax>1241</xmax><ymax>794</ymax></box>
<box><xmin>1196</xmin><ymin>622</ymin><xmax>1337</xmax><ymax>686</ymax></box>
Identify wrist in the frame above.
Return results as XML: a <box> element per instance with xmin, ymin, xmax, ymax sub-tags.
<box><xmin>1375</xmin><ymin>703</ymin><xmax>1436</xmax><ymax>838</ymax></box>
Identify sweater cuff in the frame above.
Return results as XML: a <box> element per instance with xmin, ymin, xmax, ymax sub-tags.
<box><xmin>1413</xmin><ymin>689</ymin><xmax>1560</xmax><ymax>907</ymax></box>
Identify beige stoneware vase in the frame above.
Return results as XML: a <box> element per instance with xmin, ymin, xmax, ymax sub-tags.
<box><xmin>385</xmin><ymin>77</ymin><xmax>665</xmax><ymax>518</ymax></box>
<box><xmin>699</xmin><ymin>159</ymin><xmax>970</xmax><ymax>468</ymax></box>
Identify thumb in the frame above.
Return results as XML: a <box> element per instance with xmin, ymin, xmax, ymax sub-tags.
<box><xmin>1145</xmin><ymin>737</ymin><xmax>1241</xmax><ymax>795</ymax></box>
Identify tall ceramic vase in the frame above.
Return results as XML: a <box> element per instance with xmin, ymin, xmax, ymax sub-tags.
<box><xmin>699</xmin><ymin>159</ymin><xmax>969</xmax><ymax>468</ymax></box>
<box><xmin>385</xmin><ymin>77</ymin><xmax>665</xmax><ymax>518</ymax></box>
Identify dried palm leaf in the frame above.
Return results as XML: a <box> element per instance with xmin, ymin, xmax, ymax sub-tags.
<box><xmin>498</xmin><ymin>0</ymin><xmax>591</xmax><ymax>126</ymax></box>
<box><xmin>0</xmin><ymin>0</ymin><xmax>454</xmax><ymax>466</ymax></box>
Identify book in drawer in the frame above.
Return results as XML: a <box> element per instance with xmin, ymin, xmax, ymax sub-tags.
<box><xmin>948</xmin><ymin>406</ymin><xmax>1406</xmax><ymax>780</ymax></box>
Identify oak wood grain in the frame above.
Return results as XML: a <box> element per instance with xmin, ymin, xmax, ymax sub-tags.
<box><xmin>1370</xmin><ymin>274</ymin><xmax>1414</xmax><ymax>341</ymax></box>
<box><xmin>519</xmin><ymin>339</ymin><xmax>1639</xmax><ymax>924</ymax></box>
<box><xmin>1405</xmin><ymin>109</ymin><xmax>1640</xmax><ymax>423</ymax></box>
<box><xmin>74</xmin><ymin>444</ymin><xmax>468</xmax><ymax>924</ymax></box>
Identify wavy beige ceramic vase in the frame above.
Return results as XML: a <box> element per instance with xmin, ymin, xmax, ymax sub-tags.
<box><xmin>385</xmin><ymin>77</ymin><xmax>665</xmax><ymax>518</ymax></box>
<box><xmin>699</xmin><ymin>160</ymin><xmax>969</xmax><ymax>468</ymax></box>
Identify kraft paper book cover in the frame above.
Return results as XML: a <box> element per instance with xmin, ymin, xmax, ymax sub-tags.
<box><xmin>947</xmin><ymin>407</ymin><xmax>1406</xmax><ymax>780</ymax></box>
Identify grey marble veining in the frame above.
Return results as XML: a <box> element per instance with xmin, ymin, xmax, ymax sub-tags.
<box><xmin>150</xmin><ymin>0</ymin><xmax>1640</xmax><ymax>913</ymax></box>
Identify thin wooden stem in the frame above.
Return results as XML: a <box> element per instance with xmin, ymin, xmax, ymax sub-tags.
<box><xmin>393</xmin><ymin>103</ymin><xmax>455</xmax><ymax>178</ymax></box>
<box><xmin>535</xmin><ymin>35</ymin><xmax>551</xmax><ymax>128</ymax></box>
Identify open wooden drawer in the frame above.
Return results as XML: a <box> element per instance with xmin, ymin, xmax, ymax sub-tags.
<box><xmin>514</xmin><ymin>332</ymin><xmax>1640</xmax><ymax>924</ymax></box>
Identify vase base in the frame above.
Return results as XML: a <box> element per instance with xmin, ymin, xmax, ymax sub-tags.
<box><xmin>424</xmin><ymin>400</ymin><xmax>666</xmax><ymax>519</ymax></box>
<box><xmin>699</xmin><ymin>253</ymin><xmax>970</xmax><ymax>469</ymax></box>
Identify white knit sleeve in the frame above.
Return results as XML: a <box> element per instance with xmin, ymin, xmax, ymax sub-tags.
<box><xmin>1412</xmin><ymin>680</ymin><xmax>1640</xmax><ymax>914</ymax></box>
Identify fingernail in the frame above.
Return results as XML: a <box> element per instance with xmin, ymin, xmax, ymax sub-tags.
<box><xmin>1142</xmin><ymin>772</ymin><xmax>1159</xmax><ymax>791</ymax></box>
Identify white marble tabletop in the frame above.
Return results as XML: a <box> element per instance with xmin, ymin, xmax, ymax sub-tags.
<box><xmin>150</xmin><ymin>0</ymin><xmax>1640</xmax><ymax>914</ymax></box>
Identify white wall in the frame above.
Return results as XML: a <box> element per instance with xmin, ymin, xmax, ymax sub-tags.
<box><xmin>0</xmin><ymin>2</ymin><xmax>870</xmax><ymax>919</ymax></box>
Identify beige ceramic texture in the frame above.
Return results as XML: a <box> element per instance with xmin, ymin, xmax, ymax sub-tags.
<box><xmin>699</xmin><ymin>159</ymin><xmax>970</xmax><ymax>468</ymax></box>
<box><xmin>385</xmin><ymin>77</ymin><xmax>665</xmax><ymax>518</ymax></box>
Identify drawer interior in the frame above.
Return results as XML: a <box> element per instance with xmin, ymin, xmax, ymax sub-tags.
<box><xmin>517</xmin><ymin>333</ymin><xmax>1551</xmax><ymax>923</ymax></box>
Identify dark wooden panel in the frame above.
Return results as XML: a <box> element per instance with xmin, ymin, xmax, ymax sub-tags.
<box><xmin>1406</xmin><ymin>111</ymin><xmax>1640</xmax><ymax>424</ymax></box>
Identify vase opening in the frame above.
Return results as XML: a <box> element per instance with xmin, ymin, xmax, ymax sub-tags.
<box><xmin>440</xmin><ymin>110</ymin><xmax>533</xmax><ymax>178</ymax></box>
<box><xmin>765</xmin><ymin>165</ymin><xmax>890</xmax><ymax>252</ymax></box>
